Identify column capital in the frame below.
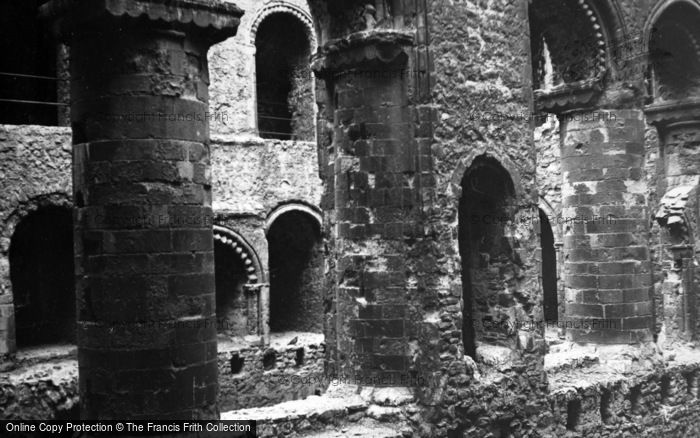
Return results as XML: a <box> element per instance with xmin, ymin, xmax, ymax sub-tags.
<box><xmin>41</xmin><ymin>0</ymin><xmax>243</xmax><ymax>44</ymax></box>
<box><xmin>645</xmin><ymin>98</ymin><xmax>700</xmax><ymax>129</ymax></box>
<box><xmin>534</xmin><ymin>77</ymin><xmax>604</xmax><ymax>115</ymax></box>
<box><xmin>311</xmin><ymin>29</ymin><xmax>414</xmax><ymax>79</ymax></box>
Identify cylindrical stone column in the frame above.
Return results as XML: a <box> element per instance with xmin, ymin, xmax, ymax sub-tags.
<box><xmin>42</xmin><ymin>0</ymin><xmax>242</xmax><ymax>419</ymax></box>
<box><xmin>561</xmin><ymin>109</ymin><xmax>654</xmax><ymax>344</ymax></box>
<box><xmin>313</xmin><ymin>32</ymin><xmax>417</xmax><ymax>384</ymax></box>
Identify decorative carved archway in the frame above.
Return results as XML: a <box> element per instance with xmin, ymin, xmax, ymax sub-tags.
<box><xmin>529</xmin><ymin>0</ymin><xmax>612</xmax><ymax>112</ymax></box>
<box><xmin>213</xmin><ymin>225</ymin><xmax>265</xmax><ymax>284</ymax></box>
<box><xmin>250</xmin><ymin>1</ymin><xmax>317</xmax><ymax>49</ymax></box>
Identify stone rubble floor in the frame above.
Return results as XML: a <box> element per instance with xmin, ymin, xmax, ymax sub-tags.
<box><xmin>222</xmin><ymin>385</ymin><xmax>414</xmax><ymax>437</ymax></box>
<box><xmin>545</xmin><ymin>342</ymin><xmax>700</xmax><ymax>393</ymax></box>
<box><xmin>299</xmin><ymin>421</ymin><xmax>403</xmax><ymax>437</ymax></box>
<box><xmin>1</xmin><ymin>344</ymin><xmax>76</xmax><ymax>384</ymax></box>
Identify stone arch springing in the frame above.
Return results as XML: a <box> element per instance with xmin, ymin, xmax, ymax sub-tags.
<box><xmin>646</xmin><ymin>0</ymin><xmax>700</xmax><ymax>102</ymax></box>
<box><xmin>458</xmin><ymin>155</ymin><xmax>517</xmax><ymax>359</ymax></box>
<box><xmin>265</xmin><ymin>202</ymin><xmax>323</xmax><ymax>235</ymax></box>
<box><xmin>253</xmin><ymin>6</ymin><xmax>316</xmax><ymax>141</ymax></box>
<box><xmin>9</xmin><ymin>205</ymin><xmax>74</xmax><ymax>348</ymax></box>
<box><xmin>213</xmin><ymin>226</ymin><xmax>264</xmax><ymax>338</ymax></box>
<box><xmin>0</xmin><ymin>0</ymin><xmax>59</xmax><ymax>125</ymax></box>
<box><xmin>266</xmin><ymin>206</ymin><xmax>323</xmax><ymax>333</ymax></box>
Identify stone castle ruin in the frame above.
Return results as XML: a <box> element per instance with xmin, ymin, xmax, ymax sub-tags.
<box><xmin>1</xmin><ymin>0</ymin><xmax>700</xmax><ymax>436</ymax></box>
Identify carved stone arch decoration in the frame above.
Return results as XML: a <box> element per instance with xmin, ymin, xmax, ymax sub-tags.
<box><xmin>250</xmin><ymin>1</ymin><xmax>318</xmax><ymax>50</ymax></box>
<box><xmin>213</xmin><ymin>225</ymin><xmax>265</xmax><ymax>284</ymax></box>
<box><xmin>529</xmin><ymin>0</ymin><xmax>616</xmax><ymax>112</ymax></box>
<box><xmin>265</xmin><ymin>202</ymin><xmax>323</xmax><ymax>235</ymax></box>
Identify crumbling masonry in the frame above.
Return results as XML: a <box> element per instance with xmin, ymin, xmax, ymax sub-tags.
<box><xmin>3</xmin><ymin>0</ymin><xmax>700</xmax><ymax>436</ymax></box>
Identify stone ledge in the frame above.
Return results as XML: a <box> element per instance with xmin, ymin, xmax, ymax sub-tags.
<box><xmin>41</xmin><ymin>0</ymin><xmax>243</xmax><ymax>43</ymax></box>
<box><xmin>222</xmin><ymin>385</ymin><xmax>415</xmax><ymax>438</ymax></box>
<box><xmin>211</xmin><ymin>134</ymin><xmax>317</xmax><ymax>148</ymax></box>
<box><xmin>222</xmin><ymin>394</ymin><xmax>365</xmax><ymax>423</ymax></box>
<box><xmin>312</xmin><ymin>30</ymin><xmax>415</xmax><ymax>77</ymax></box>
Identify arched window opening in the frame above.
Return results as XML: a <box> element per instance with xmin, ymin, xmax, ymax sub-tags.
<box><xmin>10</xmin><ymin>206</ymin><xmax>74</xmax><ymax>348</ymax></box>
<box><xmin>215</xmin><ymin>240</ymin><xmax>250</xmax><ymax>339</ymax></box>
<box><xmin>529</xmin><ymin>0</ymin><xmax>603</xmax><ymax>91</ymax></box>
<box><xmin>0</xmin><ymin>0</ymin><xmax>59</xmax><ymax>125</ymax></box>
<box><xmin>267</xmin><ymin>210</ymin><xmax>323</xmax><ymax>333</ymax></box>
<box><xmin>458</xmin><ymin>156</ymin><xmax>516</xmax><ymax>359</ymax></box>
<box><xmin>540</xmin><ymin>209</ymin><xmax>558</xmax><ymax>324</ymax></box>
<box><xmin>649</xmin><ymin>3</ymin><xmax>700</xmax><ymax>101</ymax></box>
<box><xmin>255</xmin><ymin>13</ymin><xmax>314</xmax><ymax>141</ymax></box>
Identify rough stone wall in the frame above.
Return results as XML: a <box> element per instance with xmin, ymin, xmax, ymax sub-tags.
<box><xmin>535</xmin><ymin>117</ymin><xmax>562</xmax><ymax>221</ymax></box>
<box><xmin>0</xmin><ymin>126</ymin><xmax>72</xmax><ymax>354</ymax></box>
<box><xmin>288</xmin><ymin>59</ymin><xmax>316</xmax><ymax>142</ymax></box>
<box><xmin>211</xmin><ymin>138</ymin><xmax>321</xmax><ymax>217</ymax></box>
<box><xmin>218</xmin><ymin>334</ymin><xmax>325</xmax><ymax>411</ymax></box>
<box><xmin>420</xmin><ymin>0</ymin><xmax>545</xmax><ymax>433</ymax></box>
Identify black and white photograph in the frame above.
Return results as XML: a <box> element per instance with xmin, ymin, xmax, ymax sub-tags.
<box><xmin>1</xmin><ymin>0</ymin><xmax>700</xmax><ymax>436</ymax></box>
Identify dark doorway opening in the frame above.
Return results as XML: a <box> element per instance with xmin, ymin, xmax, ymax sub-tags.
<box><xmin>648</xmin><ymin>2</ymin><xmax>700</xmax><ymax>99</ymax></box>
<box><xmin>10</xmin><ymin>206</ymin><xmax>74</xmax><ymax>347</ymax></box>
<box><xmin>267</xmin><ymin>211</ymin><xmax>322</xmax><ymax>333</ymax></box>
<box><xmin>255</xmin><ymin>13</ymin><xmax>314</xmax><ymax>141</ymax></box>
<box><xmin>540</xmin><ymin>209</ymin><xmax>558</xmax><ymax>323</ymax></box>
<box><xmin>458</xmin><ymin>156</ymin><xmax>516</xmax><ymax>359</ymax></box>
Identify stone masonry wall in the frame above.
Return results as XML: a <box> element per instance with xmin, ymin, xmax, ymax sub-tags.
<box><xmin>0</xmin><ymin>125</ymin><xmax>72</xmax><ymax>354</ymax></box>
<box><xmin>535</xmin><ymin>117</ymin><xmax>562</xmax><ymax>224</ymax></box>
<box><xmin>218</xmin><ymin>334</ymin><xmax>325</xmax><ymax>411</ymax></box>
<box><xmin>211</xmin><ymin>138</ymin><xmax>321</xmax><ymax>217</ymax></box>
<box><xmin>420</xmin><ymin>0</ymin><xmax>546</xmax><ymax>434</ymax></box>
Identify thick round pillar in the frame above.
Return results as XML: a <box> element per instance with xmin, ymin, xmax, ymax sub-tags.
<box><xmin>42</xmin><ymin>0</ymin><xmax>242</xmax><ymax>419</ymax></box>
<box><xmin>313</xmin><ymin>32</ymin><xmax>417</xmax><ymax>384</ymax></box>
<box><xmin>561</xmin><ymin>109</ymin><xmax>653</xmax><ymax>344</ymax></box>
